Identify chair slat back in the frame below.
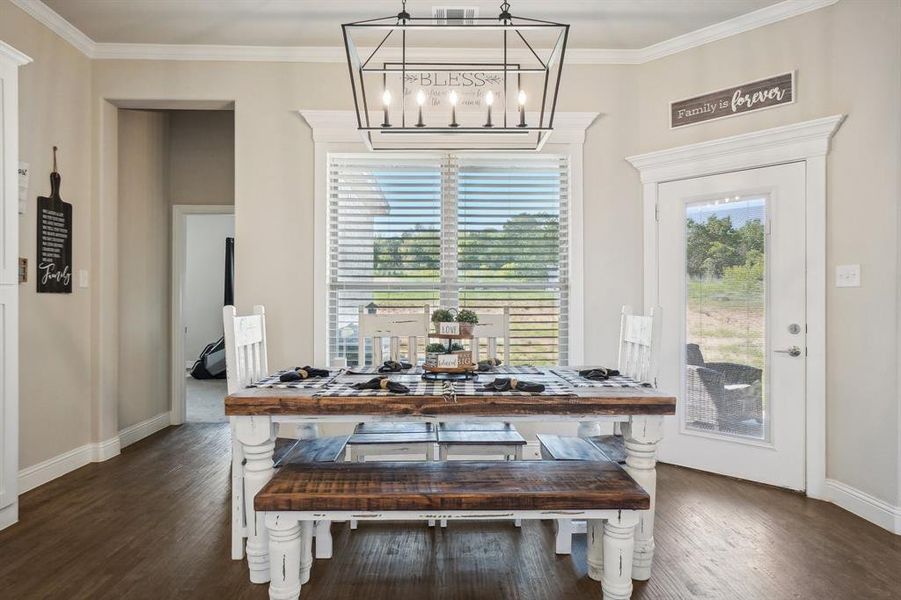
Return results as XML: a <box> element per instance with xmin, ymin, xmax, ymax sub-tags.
<box><xmin>472</xmin><ymin>308</ymin><xmax>511</xmax><ymax>365</ymax></box>
<box><xmin>357</xmin><ymin>306</ymin><xmax>430</xmax><ymax>366</ymax></box>
<box><xmin>617</xmin><ymin>305</ymin><xmax>661</xmax><ymax>384</ymax></box>
<box><xmin>223</xmin><ymin>305</ymin><xmax>269</xmax><ymax>394</ymax></box>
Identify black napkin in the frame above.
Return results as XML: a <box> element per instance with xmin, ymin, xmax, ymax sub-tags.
<box><xmin>378</xmin><ymin>360</ymin><xmax>413</xmax><ymax>373</ymax></box>
<box><xmin>352</xmin><ymin>376</ymin><xmax>411</xmax><ymax>394</ymax></box>
<box><xmin>480</xmin><ymin>377</ymin><xmax>545</xmax><ymax>393</ymax></box>
<box><xmin>279</xmin><ymin>366</ymin><xmax>330</xmax><ymax>382</ymax></box>
<box><xmin>578</xmin><ymin>367</ymin><xmax>620</xmax><ymax>381</ymax></box>
<box><xmin>477</xmin><ymin>358</ymin><xmax>503</xmax><ymax>372</ymax></box>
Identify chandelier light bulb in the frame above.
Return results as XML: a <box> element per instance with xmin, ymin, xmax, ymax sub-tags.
<box><xmin>416</xmin><ymin>89</ymin><xmax>426</xmax><ymax>106</ymax></box>
<box><xmin>382</xmin><ymin>89</ymin><xmax>392</xmax><ymax>106</ymax></box>
<box><xmin>485</xmin><ymin>91</ymin><xmax>495</xmax><ymax>106</ymax></box>
<box><xmin>518</xmin><ymin>90</ymin><xmax>527</xmax><ymax>106</ymax></box>
<box><xmin>517</xmin><ymin>90</ymin><xmax>527</xmax><ymax>128</ymax></box>
<box><xmin>381</xmin><ymin>89</ymin><xmax>391</xmax><ymax>127</ymax></box>
<box><xmin>449</xmin><ymin>90</ymin><xmax>459</xmax><ymax>127</ymax></box>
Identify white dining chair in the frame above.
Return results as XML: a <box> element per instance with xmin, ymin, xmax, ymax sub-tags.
<box><xmin>436</xmin><ymin>308</ymin><xmax>525</xmax><ymax>528</ymax></box>
<box><xmin>345</xmin><ymin>305</ymin><xmax>436</xmax><ymax>463</ymax></box>
<box><xmin>558</xmin><ymin>304</ymin><xmax>662</xmax><ymax>554</ymax></box>
<box><xmin>224</xmin><ymin>305</ymin><xmax>344</xmax><ymax>561</ymax></box>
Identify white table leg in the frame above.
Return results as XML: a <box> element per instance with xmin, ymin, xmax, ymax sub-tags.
<box><xmin>555</xmin><ymin>519</ymin><xmax>573</xmax><ymax>555</ymax></box>
<box><xmin>230</xmin><ymin>418</ymin><xmax>246</xmax><ymax>560</ymax></box>
<box><xmin>623</xmin><ymin>415</ymin><xmax>664</xmax><ymax>581</ymax></box>
<box><xmin>235</xmin><ymin>416</ymin><xmax>276</xmax><ymax>584</ymax></box>
<box><xmin>586</xmin><ymin>519</ymin><xmax>604</xmax><ymax>580</ymax></box>
<box><xmin>600</xmin><ymin>513</ymin><xmax>638</xmax><ymax>600</ymax></box>
<box><xmin>314</xmin><ymin>520</ymin><xmax>332</xmax><ymax>559</ymax></box>
<box><xmin>265</xmin><ymin>514</ymin><xmax>302</xmax><ymax>600</ymax></box>
<box><xmin>300</xmin><ymin>521</ymin><xmax>313</xmax><ymax>584</ymax></box>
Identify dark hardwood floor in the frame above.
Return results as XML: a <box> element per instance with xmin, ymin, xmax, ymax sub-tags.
<box><xmin>0</xmin><ymin>424</ymin><xmax>898</xmax><ymax>599</ymax></box>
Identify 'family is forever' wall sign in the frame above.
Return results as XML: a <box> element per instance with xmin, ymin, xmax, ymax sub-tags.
<box><xmin>670</xmin><ymin>72</ymin><xmax>795</xmax><ymax>128</ymax></box>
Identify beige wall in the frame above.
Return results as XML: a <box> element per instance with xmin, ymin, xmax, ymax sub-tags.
<box><xmin>635</xmin><ymin>0</ymin><xmax>901</xmax><ymax>506</ymax></box>
<box><xmin>168</xmin><ymin>110</ymin><xmax>235</xmax><ymax>206</ymax></box>
<box><xmin>1</xmin><ymin>1</ymin><xmax>94</xmax><ymax>468</ymax></box>
<box><xmin>3</xmin><ymin>0</ymin><xmax>900</xmax><ymax>510</ymax></box>
<box><xmin>117</xmin><ymin>110</ymin><xmax>170</xmax><ymax>429</ymax></box>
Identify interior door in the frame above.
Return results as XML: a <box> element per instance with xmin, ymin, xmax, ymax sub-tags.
<box><xmin>656</xmin><ymin>163</ymin><xmax>806</xmax><ymax>490</ymax></box>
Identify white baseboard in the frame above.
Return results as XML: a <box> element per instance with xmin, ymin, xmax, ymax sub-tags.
<box><xmin>824</xmin><ymin>479</ymin><xmax>901</xmax><ymax>535</ymax></box>
<box><xmin>0</xmin><ymin>502</ymin><xmax>17</xmax><ymax>530</ymax></box>
<box><xmin>119</xmin><ymin>411</ymin><xmax>172</xmax><ymax>449</ymax></box>
<box><xmin>16</xmin><ymin>411</ymin><xmax>172</xmax><ymax>496</ymax></box>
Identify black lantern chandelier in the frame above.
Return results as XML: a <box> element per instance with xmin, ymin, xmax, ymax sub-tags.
<box><xmin>342</xmin><ymin>1</ymin><xmax>569</xmax><ymax>151</ymax></box>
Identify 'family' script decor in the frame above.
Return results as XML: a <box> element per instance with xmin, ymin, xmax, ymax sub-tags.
<box><xmin>670</xmin><ymin>72</ymin><xmax>794</xmax><ymax>128</ymax></box>
<box><xmin>36</xmin><ymin>165</ymin><xmax>72</xmax><ymax>294</ymax></box>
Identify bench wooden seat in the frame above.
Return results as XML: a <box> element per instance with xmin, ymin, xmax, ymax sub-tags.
<box><xmin>256</xmin><ymin>461</ymin><xmax>645</xmax><ymax>600</ymax></box>
<box><xmin>438</xmin><ymin>421</ymin><xmax>513</xmax><ymax>432</ymax></box>
<box><xmin>589</xmin><ymin>434</ymin><xmax>627</xmax><ymax>464</ymax></box>
<box><xmin>537</xmin><ymin>433</ymin><xmax>610</xmax><ymax>461</ymax></box>
<box><xmin>353</xmin><ymin>422</ymin><xmax>434</xmax><ymax>434</ymax></box>
<box><xmin>275</xmin><ymin>435</ymin><xmax>350</xmax><ymax>466</ymax></box>
<box><xmin>256</xmin><ymin>461</ymin><xmax>648</xmax><ymax>512</ymax></box>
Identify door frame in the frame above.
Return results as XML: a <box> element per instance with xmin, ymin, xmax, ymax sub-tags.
<box><xmin>627</xmin><ymin>115</ymin><xmax>844</xmax><ymax>498</ymax></box>
<box><xmin>170</xmin><ymin>204</ymin><xmax>234</xmax><ymax>425</ymax></box>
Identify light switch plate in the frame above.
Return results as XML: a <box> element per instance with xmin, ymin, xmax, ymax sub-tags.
<box><xmin>78</xmin><ymin>269</ymin><xmax>89</xmax><ymax>288</ymax></box>
<box><xmin>835</xmin><ymin>264</ymin><xmax>861</xmax><ymax>288</ymax></box>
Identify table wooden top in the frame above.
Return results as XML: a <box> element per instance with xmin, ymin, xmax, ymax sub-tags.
<box><xmin>226</xmin><ymin>374</ymin><xmax>676</xmax><ymax>417</ymax></box>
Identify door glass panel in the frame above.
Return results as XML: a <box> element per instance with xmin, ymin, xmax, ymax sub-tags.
<box><xmin>684</xmin><ymin>194</ymin><xmax>768</xmax><ymax>441</ymax></box>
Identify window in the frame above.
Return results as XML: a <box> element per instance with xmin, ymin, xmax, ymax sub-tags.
<box><xmin>328</xmin><ymin>153</ymin><xmax>569</xmax><ymax>366</ymax></box>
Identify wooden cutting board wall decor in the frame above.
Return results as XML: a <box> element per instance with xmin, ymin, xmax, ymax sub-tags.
<box><xmin>36</xmin><ymin>147</ymin><xmax>72</xmax><ymax>293</ymax></box>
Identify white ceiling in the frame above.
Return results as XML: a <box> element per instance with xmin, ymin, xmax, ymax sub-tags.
<box><xmin>41</xmin><ymin>0</ymin><xmax>783</xmax><ymax>49</ymax></box>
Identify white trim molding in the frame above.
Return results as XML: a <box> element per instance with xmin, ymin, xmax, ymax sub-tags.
<box><xmin>170</xmin><ymin>204</ymin><xmax>235</xmax><ymax>426</ymax></box>
<box><xmin>0</xmin><ymin>41</ymin><xmax>32</xmax><ymax>66</ymax></box>
<box><xmin>15</xmin><ymin>411</ymin><xmax>172</xmax><ymax>498</ymax></box>
<box><xmin>301</xmin><ymin>110</ymin><xmax>595</xmax><ymax>367</ymax></box>
<box><xmin>825</xmin><ymin>480</ymin><xmax>901</xmax><ymax>535</ymax></box>
<box><xmin>627</xmin><ymin>115</ymin><xmax>844</xmax><ymax>505</ymax></box>
<box><xmin>11</xmin><ymin>0</ymin><xmax>837</xmax><ymax>65</ymax></box>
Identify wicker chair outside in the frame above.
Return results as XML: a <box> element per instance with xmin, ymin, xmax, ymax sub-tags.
<box><xmin>685</xmin><ymin>344</ymin><xmax>764</xmax><ymax>434</ymax></box>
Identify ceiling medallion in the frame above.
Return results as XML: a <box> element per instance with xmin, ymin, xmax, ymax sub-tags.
<box><xmin>342</xmin><ymin>1</ymin><xmax>569</xmax><ymax>151</ymax></box>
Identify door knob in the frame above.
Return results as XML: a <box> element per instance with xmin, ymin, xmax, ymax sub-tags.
<box><xmin>775</xmin><ymin>346</ymin><xmax>802</xmax><ymax>357</ymax></box>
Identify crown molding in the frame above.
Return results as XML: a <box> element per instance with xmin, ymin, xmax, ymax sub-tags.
<box><xmin>634</xmin><ymin>0</ymin><xmax>839</xmax><ymax>63</ymax></box>
<box><xmin>0</xmin><ymin>41</ymin><xmax>32</xmax><ymax>66</ymax></box>
<box><xmin>8</xmin><ymin>0</ymin><xmax>96</xmax><ymax>57</ymax></box>
<box><xmin>300</xmin><ymin>110</ymin><xmax>598</xmax><ymax>145</ymax></box>
<box><xmin>626</xmin><ymin>114</ymin><xmax>845</xmax><ymax>183</ymax></box>
<box><xmin>13</xmin><ymin>0</ymin><xmax>838</xmax><ymax>65</ymax></box>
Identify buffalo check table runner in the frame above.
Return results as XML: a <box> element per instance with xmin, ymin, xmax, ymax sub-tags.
<box><xmin>551</xmin><ymin>369</ymin><xmax>652</xmax><ymax>388</ymax></box>
<box><xmin>250</xmin><ymin>371</ymin><xmax>339</xmax><ymax>389</ymax></box>
<box><xmin>346</xmin><ymin>365</ymin><xmax>425</xmax><ymax>375</ymax></box>
<box><xmin>315</xmin><ymin>380</ymin><xmax>454</xmax><ymax>397</ymax></box>
<box><xmin>313</xmin><ymin>377</ymin><xmax>574</xmax><ymax>398</ymax></box>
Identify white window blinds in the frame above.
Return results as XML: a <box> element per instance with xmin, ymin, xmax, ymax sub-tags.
<box><xmin>328</xmin><ymin>153</ymin><xmax>569</xmax><ymax>366</ymax></box>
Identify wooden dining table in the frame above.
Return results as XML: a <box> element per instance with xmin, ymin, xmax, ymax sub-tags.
<box><xmin>225</xmin><ymin>370</ymin><xmax>676</xmax><ymax>586</ymax></box>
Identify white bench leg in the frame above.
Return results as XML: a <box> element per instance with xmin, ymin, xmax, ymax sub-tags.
<box><xmin>265</xmin><ymin>515</ymin><xmax>302</xmax><ymax>600</ymax></box>
<box><xmin>314</xmin><ymin>520</ymin><xmax>332</xmax><ymax>559</ymax></box>
<box><xmin>601</xmin><ymin>518</ymin><xmax>637</xmax><ymax>600</ymax></box>
<box><xmin>231</xmin><ymin>427</ymin><xmax>246</xmax><ymax>560</ymax></box>
<box><xmin>555</xmin><ymin>519</ymin><xmax>573</xmax><ymax>555</ymax></box>
<box><xmin>300</xmin><ymin>522</ymin><xmax>313</xmax><ymax>585</ymax></box>
<box><xmin>586</xmin><ymin>519</ymin><xmax>604</xmax><ymax>581</ymax></box>
<box><xmin>239</xmin><ymin>432</ymin><xmax>275</xmax><ymax>584</ymax></box>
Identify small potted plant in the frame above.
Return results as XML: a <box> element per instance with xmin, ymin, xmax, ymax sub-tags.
<box><xmin>431</xmin><ymin>308</ymin><xmax>457</xmax><ymax>335</ymax></box>
<box><xmin>455</xmin><ymin>309</ymin><xmax>479</xmax><ymax>336</ymax></box>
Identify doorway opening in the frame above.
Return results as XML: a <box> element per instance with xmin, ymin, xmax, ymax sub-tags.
<box><xmin>116</xmin><ymin>106</ymin><xmax>235</xmax><ymax>435</ymax></box>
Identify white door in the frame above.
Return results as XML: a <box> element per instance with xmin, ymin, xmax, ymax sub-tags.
<box><xmin>656</xmin><ymin>162</ymin><xmax>806</xmax><ymax>490</ymax></box>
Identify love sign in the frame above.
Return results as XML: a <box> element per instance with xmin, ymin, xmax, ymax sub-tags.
<box><xmin>670</xmin><ymin>72</ymin><xmax>794</xmax><ymax>128</ymax></box>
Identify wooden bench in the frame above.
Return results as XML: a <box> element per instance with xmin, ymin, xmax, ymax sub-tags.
<box><xmin>537</xmin><ymin>434</ymin><xmax>633</xmax><ymax>558</ymax></box>
<box><xmin>255</xmin><ymin>461</ymin><xmax>648</xmax><ymax>600</ymax></box>
<box><xmin>347</xmin><ymin>422</ymin><xmax>438</xmax><ymax>461</ymax></box>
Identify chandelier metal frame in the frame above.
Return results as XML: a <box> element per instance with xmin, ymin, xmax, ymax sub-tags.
<box><xmin>341</xmin><ymin>1</ymin><xmax>570</xmax><ymax>151</ymax></box>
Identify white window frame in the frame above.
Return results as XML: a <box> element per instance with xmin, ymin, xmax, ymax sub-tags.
<box><xmin>302</xmin><ymin>110</ymin><xmax>597</xmax><ymax>367</ymax></box>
